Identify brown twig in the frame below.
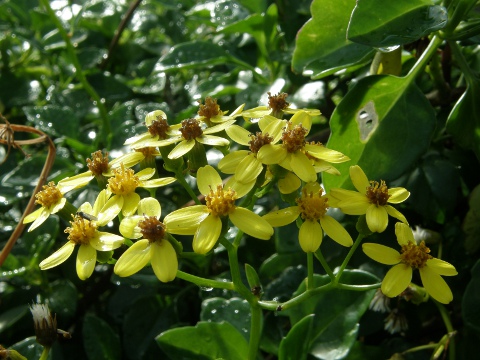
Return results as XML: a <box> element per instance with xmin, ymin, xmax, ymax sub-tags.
<box><xmin>0</xmin><ymin>114</ymin><xmax>56</xmax><ymax>267</ymax></box>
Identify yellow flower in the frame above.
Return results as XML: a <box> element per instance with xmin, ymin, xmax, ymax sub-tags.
<box><xmin>114</xmin><ymin>197</ymin><xmax>178</xmax><ymax>282</ymax></box>
<box><xmin>196</xmin><ymin>97</ymin><xmax>244</xmax><ymax>126</ymax></box>
<box><xmin>329</xmin><ymin>165</ymin><xmax>410</xmax><ymax>233</ymax></box>
<box><xmin>263</xmin><ymin>182</ymin><xmax>352</xmax><ymax>252</ymax></box>
<box><xmin>39</xmin><ymin>190</ymin><xmax>124</xmax><ymax>280</ymax></box>
<box><xmin>23</xmin><ymin>180</ymin><xmax>89</xmax><ymax>232</ymax></box>
<box><xmin>362</xmin><ymin>222</ymin><xmax>457</xmax><ymax>304</ymax></box>
<box><xmin>106</xmin><ymin>164</ymin><xmax>176</xmax><ymax>216</ymax></box>
<box><xmin>257</xmin><ymin>111</ymin><xmax>349</xmax><ymax>183</ymax></box>
<box><xmin>163</xmin><ymin>165</ymin><xmax>273</xmax><ymax>254</ymax></box>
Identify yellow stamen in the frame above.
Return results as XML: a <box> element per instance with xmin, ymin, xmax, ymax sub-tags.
<box><xmin>180</xmin><ymin>118</ymin><xmax>203</xmax><ymax>140</ymax></box>
<box><xmin>65</xmin><ymin>215</ymin><xmax>97</xmax><ymax>245</ymax></box>
<box><xmin>282</xmin><ymin>123</ymin><xmax>307</xmax><ymax>153</ymax></box>
<box><xmin>148</xmin><ymin>116</ymin><xmax>169</xmax><ymax>139</ymax></box>
<box><xmin>400</xmin><ymin>241</ymin><xmax>432</xmax><ymax>268</ymax></box>
<box><xmin>366</xmin><ymin>180</ymin><xmax>390</xmax><ymax>206</ymax></box>
<box><xmin>35</xmin><ymin>182</ymin><xmax>63</xmax><ymax>208</ymax></box>
<box><xmin>205</xmin><ymin>185</ymin><xmax>237</xmax><ymax>217</ymax></box>
<box><xmin>296</xmin><ymin>187</ymin><xmax>328</xmax><ymax>221</ymax></box>
<box><xmin>268</xmin><ymin>92</ymin><xmax>289</xmax><ymax>113</ymax></box>
<box><xmin>138</xmin><ymin>216</ymin><xmax>166</xmax><ymax>243</ymax></box>
<box><xmin>108</xmin><ymin>164</ymin><xmax>140</xmax><ymax>195</ymax></box>
<box><xmin>249</xmin><ymin>132</ymin><xmax>273</xmax><ymax>153</ymax></box>
<box><xmin>198</xmin><ymin>97</ymin><xmax>221</xmax><ymax>121</ymax></box>
<box><xmin>87</xmin><ymin>150</ymin><xmax>109</xmax><ymax>176</ymax></box>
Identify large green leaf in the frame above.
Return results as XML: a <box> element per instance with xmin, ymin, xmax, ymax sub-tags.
<box><xmin>292</xmin><ymin>0</ymin><xmax>374</xmax><ymax>79</ymax></box>
<box><xmin>23</xmin><ymin>105</ymin><xmax>80</xmax><ymax>138</ymax></box>
<box><xmin>278</xmin><ymin>314</ymin><xmax>315</xmax><ymax>360</ymax></box>
<box><xmin>83</xmin><ymin>314</ymin><xmax>121</xmax><ymax>360</ymax></box>
<box><xmin>347</xmin><ymin>0</ymin><xmax>448</xmax><ymax>47</ymax></box>
<box><xmin>323</xmin><ymin>75</ymin><xmax>436</xmax><ymax>192</ymax></box>
<box><xmin>156</xmin><ymin>321</ymin><xmax>249</xmax><ymax>360</ymax></box>
<box><xmin>462</xmin><ymin>259</ymin><xmax>480</xmax><ymax>332</ymax></box>
<box><xmin>284</xmin><ymin>270</ymin><xmax>377</xmax><ymax>360</ymax></box>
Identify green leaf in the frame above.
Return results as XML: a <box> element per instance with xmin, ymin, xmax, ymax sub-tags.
<box><xmin>23</xmin><ymin>105</ymin><xmax>80</xmax><ymax>138</ymax></box>
<box><xmin>83</xmin><ymin>314</ymin><xmax>121</xmax><ymax>360</ymax></box>
<box><xmin>347</xmin><ymin>0</ymin><xmax>448</xmax><ymax>48</ymax></box>
<box><xmin>200</xmin><ymin>297</ymin><xmax>251</xmax><ymax>341</ymax></box>
<box><xmin>154</xmin><ymin>41</ymin><xmax>230</xmax><ymax>72</ymax></box>
<box><xmin>278</xmin><ymin>314</ymin><xmax>315</xmax><ymax>360</ymax></box>
<box><xmin>292</xmin><ymin>0</ymin><xmax>374</xmax><ymax>79</ymax></box>
<box><xmin>0</xmin><ymin>305</ymin><xmax>29</xmax><ymax>335</ymax></box>
<box><xmin>156</xmin><ymin>321</ymin><xmax>249</xmax><ymax>360</ymax></box>
<box><xmin>284</xmin><ymin>270</ymin><xmax>377</xmax><ymax>359</ymax></box>
<box><xmin>9</xmin><ymin>337</ymin><xmax>43</xmax><ymax>360</ymax></box>
<box><xmin>47</xmin><ymin>279</ymin><xmax>78</xmax><ymax>322</ymax></box>
<box><xmin>462</xmin><ymin>259</ymin><xmax>480</xmax><ymax>332</ymax></box>
<box><xmin>323</xmin><ymin>75</ymin><xmax>436</xmax><ymax>192</ymax></box>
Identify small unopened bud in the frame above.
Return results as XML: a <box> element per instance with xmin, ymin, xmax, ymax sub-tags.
<box><xmin>30</xmin><ymin>303</ymin><xmax>58</xmax><ymax>347</ymax></box>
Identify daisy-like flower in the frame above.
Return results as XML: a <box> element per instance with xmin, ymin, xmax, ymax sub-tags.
<box><xmin>114</xmin><ymin>197</ymin><xmax>178</xmax><ymax>282</ymax></box>
<box><xmin>196</xmin><ymin>97</ymin><xmax>245</xmax><ymax>126</ymax></box>
<box><xmin>329</xmin><ymin>165</ymin><xmax>410</xmax><ymax>233</ymax></box>
<box><xmin>39</xmin><ymin>190</ymin><xmax>124</xmax><ymax>280</ymax></box>
<box><xmin>257</xmin><ymin>110</ymin><xmax>350</xmax><ymax>183</ymax></box>
<box><xmin>241</xmin><ymin>92</ymin><xmax>321</xmax><ymax>120</ymax></box>
<box><xmin>106</xmin><ymin>164</ymin><xmax>176</xmax><ymax>216</ymax></box>
<box><xmin>146</xmin><ymin>118</ymin><xmax>235</xmax><ymax>160</ymax></box>
<box><xmin>362</xmin><ymin>222</ymin><xmax>458</xmax><ymax>304</ymax></box>
<box><xmin>163</xmin><ymin>165</ymin><xmax>273</xmax><ymax>254</ymax></box>
<box><xmin>263</xmin><ymin>182</ymin><xmax>353</xmax><ymax>252</ymax></box>
<box><xmin>23</xmin><ymin>179</ymin><xmax>89</xmax><ymax>232</ymax></box>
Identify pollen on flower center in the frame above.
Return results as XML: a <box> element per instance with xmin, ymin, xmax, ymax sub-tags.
<box><xmin>268</xmin><ymin>92</ymin><xmax>289</xmax><ymax>113</ymax></box>
<box><xmin>282</xmin><ymin>123</ymin><xmax>307</xmax><ymax>153</ymax></box>
<box><xmin>296</xmin><ymin>188</ymin><xmax>328</xmax><ymax>221</ymax></box>
<box><xmin>138</xmin><ymin>216</ymin><xmax>166</xmax><ymax>243</ymax></box>
<box><xmin>400</xmin><ymin>241</ymin><xmax>432</xmax><ymax>268</ymax></box>
<box><xmin>205</xmin><ymin>185</ymin><xmax>237</xmax><ymax>217</ymax></box>
<box><xmin>108</xmin><ymin>165</ymin><xmax>140</xmax><ymax>195</ymax></box>
<box><xmin>148</xmin><ymin>116</ymin><xmax>170</xmax><ymax>139</ymax></box>
<box><xmin>87</xmin><ymin>150</ymin><xmax>110</xmax><ymax>176</ymax></box>
<box><xmin>249</xmin><ymin>132</ymin><xmax>273</xmax><ymax>153</ymax></box>
<box><xmin>35</xmin><ymin>182</ymin><xmax>63</xmax><ymax>208</ymax></box>
<box><xmin>366</xmin><ymin>180</ymin><xmax>390</xmax><ymax>206</ymax></box>
<box><xmin>65</xmin><ymin>215</ymin><xmax>97</xmax><ymax>245</ymax></box>
<box><xmin>198</xmin><ymin>97</ymin><xmax>221</xmax><ymax>120</ymax></box>
<box><xmin>180</xmin><ymin>118</ymin><xmax>203</xmax><ymax>140</ymax></box>
<box><xmin>135</xmin><ymin>147</ymin><xmax>158</xmax><ymax>158</ymax></box>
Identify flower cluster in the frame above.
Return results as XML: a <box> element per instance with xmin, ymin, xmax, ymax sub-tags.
<box><xmin>24</xmin><ymin>94</ymin><xmax>456</xmax><ymax>306</ymax></box>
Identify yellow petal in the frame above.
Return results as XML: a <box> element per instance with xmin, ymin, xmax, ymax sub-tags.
<box><xmin>141</xmin><ymin>177</ymin><xmax>177</xmax><ymax>188</ymax></box>
<box><xmin>366</xmin><ymin>205</ymin><xmax>389</xmax><ymax>232</ymax></box>
<box><xmin>136</xmin><ymin>167</ymin><xmax>155</xmax><ymax>180</ymax></box>
<box><xmin>168</xmin><ymin>139</ymin><xmax>195</xmax><ymax>159</ymax></box>
<box><xmin>51</xmin><ymin>197</ymin><xmax>67</xmax><ymax>214</ymax></box>
<box><xmin>124</xmin><ymin>132</ymin><xmax>153</xmax><ymax>146</ymax></box>
<box><xmin>197</xmin><ymin>134</ymin><xmax>230</xmax><ymax>147</ymax></box>
<box><xmin>92</xmin><ymin>189</ymin><xmax>109</xmax><ymax>216</ymax></box>
<box><xmin>330</xmin><ymin>190</ymin><xmax>370</xmax><ymax>215</ymax></box>
<box><xmin>299</xmin><ymin>220</ymin><xmax>322</xmax><ymax>252</ymax></box>
<box><xmin>122</xmin><ymin>192</ymin><xmax>141</xmax><ymax>216</ymax></box>
<box><xmin>145</xmin><ymin>110</ymin><xmax>167</xmax><ymax>126</ymax></box>
<box><xmin>278</xmin><ymin>172</ymin><xmax>301</xmax><ymax>194</ymax></box>
<box><xmin>284</xmin><ymin>108</ymin><xmax>321</xmax><ymax>116</ymax></box>
<box><xmin>137</xmin><ymin>197</ymin><xmax>161</xmax><ymax>217</ymax></box>
<box><xmin>76</xmin><ymin>244</ymin><xmax>97</xmax><ymax>280</ymax></box>
<box><xmin>193</xmin><ymin>215</ymin><xmax>222</xmax><ymax>254</ymax></box>
<box><xmin>290</xmin><ymin>151</ymin><xmax>317</xmax><ymax>183</ymax></box>
<box><xmin>110</xmin><ymin>152</ymin><xmax>145</xmax><ymax>170</ymax></box>
<box><xmin>23</xmin><ymin>207</ymin><xmax>45</xmax><ymax>224</ymax></box>
<box><xmin>241</xmin><ymin>106</ymin><xmax>270</xmax><ymax>119</ymax></box>
<box><xmin>420</xmin><ymin>266</ymin><xmax>453</xmax><ymax>304</ymax></box>
<box><xmin>260</xmin><ymin>116</ymin><xmax>286</xmax><ymax>142</ymax></box>
<box><xmin>90</xmin><ymin>232</ymin><xmax>124</xmax><ymax>251</ymax></box>
<box><xmin>203</xmin><ymin>119</ymin><xmax>235</xmax><ymax>134</ymax></box>
<box><xmin>218</xmin><ymin>151</ymin><xmax>249</xmax><ymax>174</ymax></box>
<box><xmin>197</xmin><ymin>165</ymin><xmax>222</xmax><ymax>195</ymax></box>
<box><xmin>235</xmin><ymin>154</ymin><xmax>263</xmax><ymax>183</ymax></box>
<box><xmin>304</xmin><ymin>144</ymin><xmax>350</xmax><ymax>163</ymax></box>
<box><xmin>151</xmin><ymin>240</ymin><xmax>178</xmax><ymax>282</ymax></box>
<box><xmin>230</xmin><ymin>207</ymin><xmax>274</xmax><ymax>240</ymax></box>
<box><xmin>263</xmin><ymin>206</ymin><xmax>299</xmax><ymax>227</ymax></box>
<box><xmin>114</xmin><ymin>239</ymin><xmax>151</xmax><ymax>277</ymax></box>
<box><xmin>349</xmin><ymin>165</ymin><xmax>370</xmax><ymax>194</ymax></box>
<box><xmin>362</xmin><ymin>243</ymin><xmax>401</xmax><ymax>265</ymax></box>
<box><xmin>426</xmin><ymin>258</ymin><xmax>458</xmax><ymax>276</ymax></box>
<box><xmin>27</xmin><ymin>208</ymin><xmax>52</xmax><ymax>232</ymax></box>
<box><xmin>385</xmin><ymin>206</ymin><xmax>408</xmax><ymax>225</ymax></box>
<box><xmin>388</xmin><ymin>187</ymin><xmax>410</xmax><ymax>203</ymax></box>
<box><xmin>58</xmin><ymin>172</ymin><xmax>94</xmax><ymax>192</ymax></box>
<box><xmin>97</xmin><ymin>194</ymin><xmax>123</xmax><ymax>226</ymax></box>
<box><xmin>320</xmin><ymin>215</ymin><xmax>353</xmax><ymax>247</ymax></box>
<box><xmin>257</xmin><ymin>144</ymin><xmax>287</xmax><ymax>165</ymax></box>
<box><xmin>39</xmin><ymin>241</ymin><xmax>75</xmax><ymax>269</ymax></box>
<box><xmin>381</xmin><ymin>263</ymin><xmax>412</xmax><ymax>297</ymax></box>
<box><xmin>164</xmin><ymin>205</ymin><xmax>209</xmax><ymax>235</ymax></box>
<box><xmin>289</xmin><ymin>110</ymin><xmax>312</xmax><ymax>132</ymax></box>
<box><xmin>224</xmin><ymin>176</ymin><xmax>255</xmax><ymax>198</ymax></box>
<box><xmin>394</xmin><ymin>222</ymin><xmax>415</xmax><ymax>246</ymax></box>
<box><xmin>120</xmin><ymin>215</ymin><xmax>144</xmax><ymax>239</ymax></box>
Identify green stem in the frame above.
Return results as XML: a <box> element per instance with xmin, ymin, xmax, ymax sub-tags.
<box><xmin>40</xmin><ymin>0</ymin><xmax>111</xmax><ymax>148</ymax></box>
<box><xmin>175</xmin><ymin>170</ymin><xmax>202</xmax><ymax>205</ymax></box>
<box><xmin>307</xmin><ymin>252</ymin><xmax>314</xmax><ymax>290</ymax></box>
<box><xmin>407</xmin><ymin>35</ymin><xmax>443</xmax><ymax>81</ymax></box>
<box><xmin>247</xmin><ymin>305</ymin><xmax>263</xmax><ymax>360</ymax></box>
<box><xmin>336</xmin><ymin>283</ymin><xmax>382</xmax><ymax>291</ymax></box>
<box><xmin>334</xmin><ymin>234</ymin><xmax>364</xmax><ymax>285</ymax></box>
<box><xmin>314</xmin><ymin>248</ymin><xmax>335</xmax><ymax>280</ymax></box>
<box><xmin>176</xmin><ymin>270</ymin><xmax>235</xmax><ymax>290</ymax></box>
<box><xmin>448</xmin><ymin>40</ymin><xmax>478</xmax><ymax>83</ymax></box>
<box><xmin>278</xmin><ymin>282</ymin><xmax>333</xmax><ymax>311</ymax></box>
<box><xmin>39</xmin><ymin>346</ymin><xmax>50</xmax><ymax>360</ymax></box>
<box><xmin>434</xmin><ymin>300</ymin><xmax>456</xmax><ymax>360</ymax></box>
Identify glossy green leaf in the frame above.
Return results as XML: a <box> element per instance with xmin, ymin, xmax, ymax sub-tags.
<box><xmin>9</xmin><ymin>337</ymin><xmax>43</xmax><ymax>360</ymax></box>
<box><xmin>154</xmin><ymin>41</ymin><xmax>230</xmax><ymax>72</ymax></box>
<box><xmin>284</xmin><ymin>270</ymin><xmax>377</xmax><ymax>359</ymax></box>
<box><xmin>83</xmin><ymin>314</ymin><xmax>121</xmax><ymax>360</ymax></box>
<box><xmin>347</xmin><ymin>0</ymin><xmax>448</xmax><ymax>47</ymax></box>
<box><xmin>278</xmin><ymin>314</ymin><xmax>315</xmax><ymax>360</ymax></box>
<box><xmin>462</xmin><ymin>259</ymin><xmax>480</xmax><ymax>332</ymax></box>
<box><xmin>200</xmin><ymin>297</ymin><xmax>250</xmax><ymax>341</ymax></box>
<box><xmin>156</xmin><ymin>321</ymin><xmax>249</xmax><ymax>360</ymax></box>
<box><xmin>292</xmin><ymin>0</ymin><xmax>374</xmax><ymax>79</ymax></box>
<box><xmin>446</xmin><ymin>74</ymin><xmax>480</xmax><ymax>160</ymax></box>
<box><xmin>264</xmin><ymin>266</ymin><xmax>307</xmax><ymax>303</ymax></box>
<box><xmin>23</xmin><ymin>105</ymin><xmax>80</xmax><ymax>138</ymax></box>
<box><xmin>0</xmin><ymin>305</ymin><xmax>29</xmax><ymax>335</ymax></box>
<box><xmin>47</xmin><ymin>279</ymin><xmax>78</xmax><ymax>322</ymax></box>
<box><xmin>323</xmin><ymin>75</ymin><xmax>436</xmax><ymax>192</ymax></box>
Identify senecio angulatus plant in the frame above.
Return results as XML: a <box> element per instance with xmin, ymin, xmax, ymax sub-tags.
<box><xmin>21</xmin><ymin>94</ymin><xmax>457</xmax><ymax>360</ymax></box>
